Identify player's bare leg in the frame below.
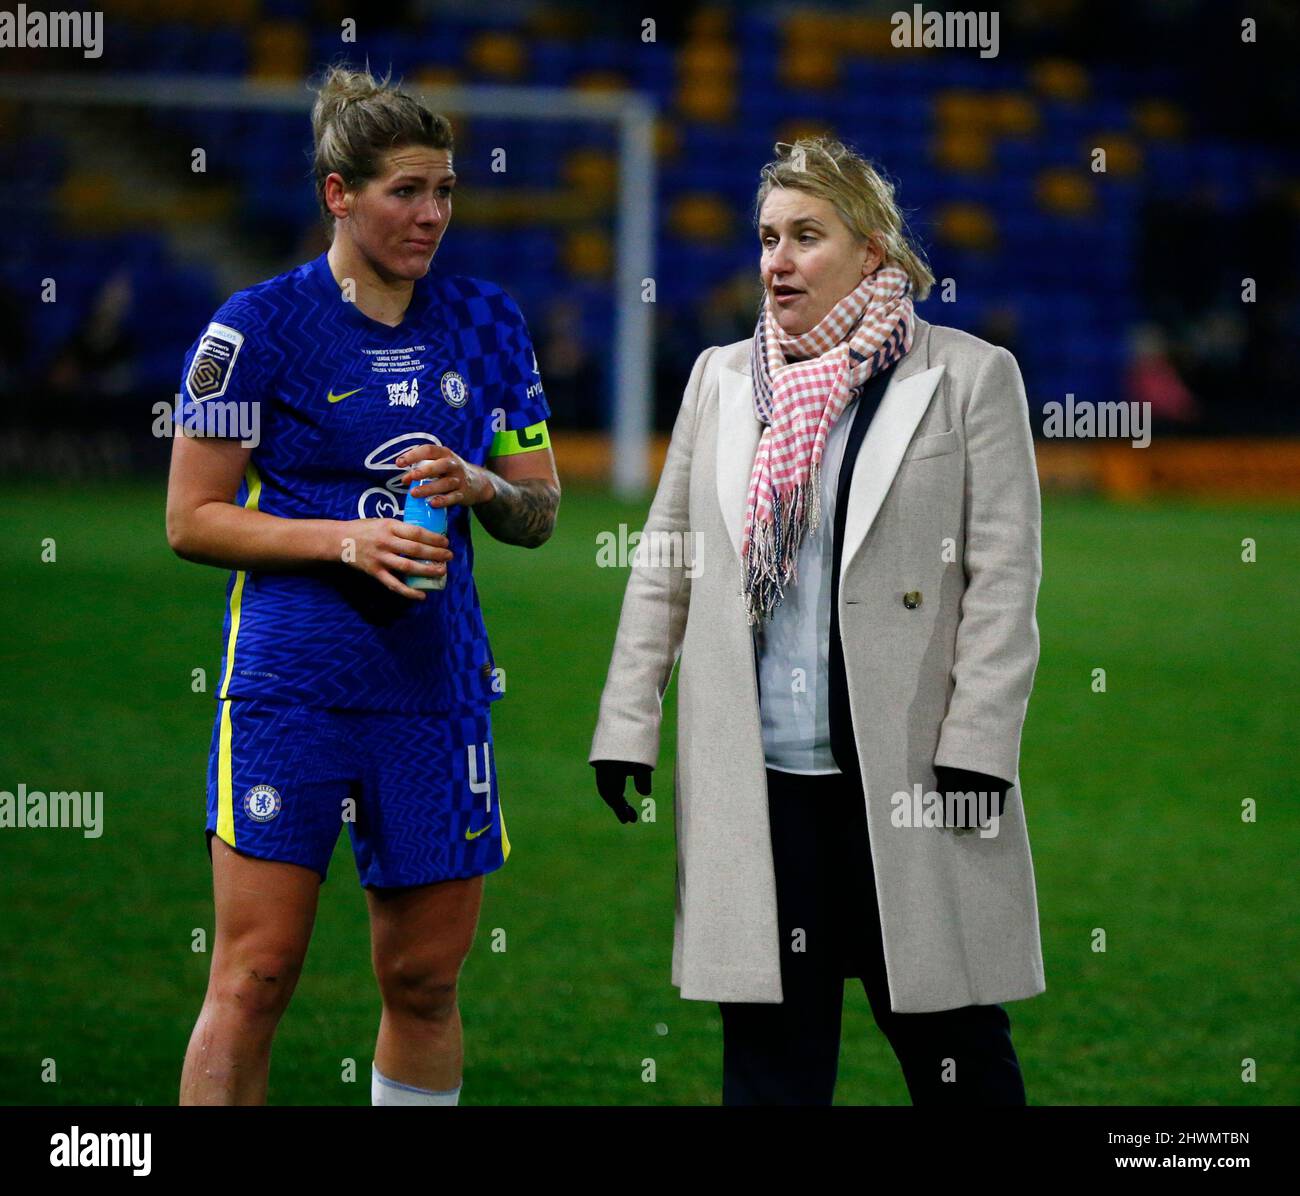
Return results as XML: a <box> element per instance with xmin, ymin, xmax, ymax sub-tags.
<box><xmin>367</xmin><ymin>874</ymin><xmax>484</xmax><ymax>1097</ymax></box>
<box><xmin>180</xmin><ymin>837</ymin><xmax>320</xmax><ymax>1104</ymax></box>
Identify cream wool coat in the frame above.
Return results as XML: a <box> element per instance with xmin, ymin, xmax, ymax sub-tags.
<box><xmin>589</xmin><ymin>315</ymin><xmax>1047</xmax><ymax>1012</ymax></box>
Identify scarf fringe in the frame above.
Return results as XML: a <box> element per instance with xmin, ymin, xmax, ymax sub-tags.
<box><xmin>742</xmin><ymin>465</ymin><xmax>824</xmax><ymax>626</ymax></box>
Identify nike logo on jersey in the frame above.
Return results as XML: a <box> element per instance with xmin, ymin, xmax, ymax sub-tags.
<box><xmin>465</xmin><ymin>823</ymin><xmax>492</xmax><ymax>840</ymax></box>
<box><xmin>326</xmin><ymin>387</ymin><xmax>363</xmax><ymax>404</ymax></box>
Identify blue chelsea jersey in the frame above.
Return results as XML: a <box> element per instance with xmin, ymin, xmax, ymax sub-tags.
<box><xmin>175</xmin><ymin>251</ymin><xmax>552</xmax><ymax>714</ymax></box>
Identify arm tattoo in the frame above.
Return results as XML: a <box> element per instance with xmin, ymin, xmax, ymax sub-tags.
<box><xmin>474</xmin><ymin>475</ymin><xmax>560</xmax><ymax>548</ymax></box>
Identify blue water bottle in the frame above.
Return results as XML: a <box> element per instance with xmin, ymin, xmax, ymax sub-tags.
<box><xmin>402</xmin><ymin>487</ymin><xmax>448</xmax><ymax>591</ymax></box>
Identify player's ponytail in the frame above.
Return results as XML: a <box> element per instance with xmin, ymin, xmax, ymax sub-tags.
<box><xmin>310</xmin><ymin>62</ymin><xmax>454</xmax><ymax>228</ymax></box>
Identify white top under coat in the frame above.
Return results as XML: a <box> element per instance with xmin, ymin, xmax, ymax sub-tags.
<box><xmin>752</xmin><ymin>392</ymin><xmax>859</xmax><ymax>775</ymax></box>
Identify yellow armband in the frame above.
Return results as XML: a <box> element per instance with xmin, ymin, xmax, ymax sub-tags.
<box><xmin>489</xmin><ymin>420</ymin><xmax>550</xmax><ymax>457</ymax></box>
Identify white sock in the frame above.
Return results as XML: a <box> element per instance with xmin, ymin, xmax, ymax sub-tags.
<box><xmin>371</xmin><ymin>1062</ymin><xmax>461</xmax><ymax>1105</ymax></box>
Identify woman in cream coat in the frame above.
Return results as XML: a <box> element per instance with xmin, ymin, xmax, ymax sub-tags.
<box><xmin>590</xmin><ymin>138</ymin><xmax>1046</xmax><ymax>1105</ymax></box>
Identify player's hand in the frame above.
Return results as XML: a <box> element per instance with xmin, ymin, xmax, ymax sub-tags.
<box><xmin>337</xmin><ymin>518</ymin><xmax>452</xmax><ymax>600</ymax></box>
<box><xmin>395</xmin><ymin>445</ymin><xmax>496</xmax><ymax>509</ymax></box>
<box><xmin>592</xmin><ymin>759</ymin><xmax>651</xmax><ymax>824</ymax></box>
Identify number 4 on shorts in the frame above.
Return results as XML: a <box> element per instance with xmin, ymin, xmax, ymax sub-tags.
<box><xmin>467</xmin><ymin>741</ymin><xmax>492</xmax><ymax>812</ymax></box>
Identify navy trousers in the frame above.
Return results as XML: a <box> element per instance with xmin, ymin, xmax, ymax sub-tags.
<box><xmin>719</xmin><ymin>766</ymin><xmax>1027</xmax><ymax>1106</ymax></box>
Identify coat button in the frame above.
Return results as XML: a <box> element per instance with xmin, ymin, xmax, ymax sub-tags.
<box><xmin>903</xmin><ymin>590</ymin><xmax>922</xmax><ymax>609</ymax></box>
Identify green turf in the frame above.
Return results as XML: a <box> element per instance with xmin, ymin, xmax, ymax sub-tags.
<box><xmin>0</xmin><ymin>482</ymin><xmax>1296</xmax><ymax>1105</ymax></box>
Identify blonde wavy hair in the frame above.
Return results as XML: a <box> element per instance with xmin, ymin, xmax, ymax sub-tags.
<box><xmin>310</xmin><ymin>62</ymin><xmax>454</xmax><ymax>228</ymax></box>
<box><xmin>753</xmin><ymin>136</ymin><xmax>934</xmax><ymax>301</ymax></box>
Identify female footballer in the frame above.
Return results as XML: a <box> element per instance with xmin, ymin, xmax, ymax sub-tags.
<box><xmin>167</xmin><ymin>64</ymin><xmax>559</xmax><ymax>1106</ymax></box>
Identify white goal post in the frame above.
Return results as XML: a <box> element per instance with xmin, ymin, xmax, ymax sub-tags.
<box><xmin>3</xmin><ymin>73</ymin><xmax>656</xmax><ymax>496</ymax></box>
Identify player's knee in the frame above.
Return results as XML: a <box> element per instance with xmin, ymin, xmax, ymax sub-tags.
<box><xmin>211</xmin><ymin>947</ymin><xmax>305</xmax><ymax>1023</ymax></box>
<box><xmin>375</xmin><ymin>954</ymin><xmax>460</xmax><ymax>1022</ymax></box>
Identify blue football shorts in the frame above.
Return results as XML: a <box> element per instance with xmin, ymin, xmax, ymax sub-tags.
<box><xmin>204</xmin><ymin>698</ymin><xmax>508</xmax><ymax>887</ymax></box>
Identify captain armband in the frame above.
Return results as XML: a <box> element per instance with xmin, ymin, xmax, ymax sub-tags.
<box><xmin>489</xmin><ymin>421</ymin><xmax>550</xmax><ymax>457</ymax></box>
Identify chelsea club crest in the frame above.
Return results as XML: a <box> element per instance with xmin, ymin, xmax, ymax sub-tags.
<box><xmin>243</xmin><ymin>784</ymin><xmax>282</xmax><ymax>823</ymax></box>
<box><xmin>440</xmin><ymin>370</ymin><xmax>469</xmax><ymax>408</ymax></box>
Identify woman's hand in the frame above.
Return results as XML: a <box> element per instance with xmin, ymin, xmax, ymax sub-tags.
<box><xmin>592</xmin><ymin>760</ymin><xmax>651</xmax><ymax>825</ymax></box>
<box><xmin>395</xmin><ymin>445</ymin><xmax>496</xmax><ymax>508</ymax></box>
<box><xmin>337</xmin><ymin>518</ymin><xmax>453</xmax><ymax>600</ymax></box>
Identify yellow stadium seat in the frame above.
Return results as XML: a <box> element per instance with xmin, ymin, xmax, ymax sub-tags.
<box><xmin>653</xmin><ymin>118</ymin><xmax>682</xmax><ymax>161</ymax></box>
<box><xmin>667</xmin><ymin>194</ymin><xmax>734</xmax><ymax>242</ymax></box>
<box><xmin>991</xmin><ymin>90</ymin><xmax>1040</xmax><ymax>136</ymax></box>
<box><xmin>934</xmin><ymin>90</ymin><xmax>989</xmax><ymax>133</ymax></box>
<box><xmin>58</xmin><ymin>169</ymin><xmax>236</xmax><ymax>232</ymax></box>
<box><xmin>935</xmin><ymin>201</ymin><xmax>997</xmax><ymax>250</ymax></box>
<box><xmin>411</xmin><ymin>66</ymin><xmax>462</xmax><ymax>91</ymax></box>
<box><xmin>58</xmin><ymin>171</ymin><xmax>122</xmax><ymax>231</ymax></box>
<box><xmin>678</xmin><ymin>39</ymin><xmax>737</xmax><ymax>76</ymax></box>
<box><xmin>249</xmin><ymin>22</ymin><xmax>306</xmax><ymax>81</ymax></box>
<box><xmin>467</xmin><ymin>31</ymin><xmax>527</xmax><ymax>81</ymax></box>
<box><xmin>779</xmin><ymin>45</ymin><xmax>841</xmax><ymax>89</ymax></box>
<box><xmin>527</xmin><ymin>9</ymin><xmax>582</xmax><ymax>40</ymax></box>
<box><xmin>572</xmin><ymin>70</ymin><xmax>629</xmax><ymax>94</ymax></box>
<box><xmin>774</xmin><ymin>119</ymin><xmax>837</xmax><ymax>148</ymax></box>
<box><xmin>1132</xmin><ymin>99</ymin><xmax>1186</xmax><ymax>140</ymax></box>
<box><xmin>1035</xmin><ymin>168</ymin><xmax>1095</xmax><ymax>215</ymax></box>
<box><xmin>933</xmin><ymin>128</ymin><xmax>993</xmax><ymax>173</ymax></box>
<box><xmin>688</xmin><ymin>8</ymin><xmax>731</xmax><ymax>39</ymax></box>
<box><xmin>563</xmin><ymin>228</ymin><xmax>613</xmax><ymax>280</ymax></box>
<box><xmin>169</xmin><ymin>189</ymin><xmax>239</xmax><ymax>225</ymax></box>
<box><xmin>676</xmin><ymin>77</ymin><xmax>734</xmax><ymax>122</ymax></box>
<box><xmin>675</xmin><ymin>34</ymin><xmax>736</xmax><ymax>121</ymax></box>
<box><xmin>835</xmin><ymin>16</ymin><xmax>895</xmax><ymax>54</ymax></box>
<box><xmin>783</xmin><ymin>11</ymin><xmax>842</xmax><ymax>48</ymax></box>
<box><xmin>561</xmin><ymin>149</ymin><xmax>617</xmax><ymax>198</ymax></box>
<box><xmin>1029</xmin><ymin>58</ymin><xmax>1089</xmax><ymax>102</ymax></box>
<box><xmin>1086</xmin><ymin>133</ymin><xmax>1142</xmax><ymax>176</ymax></box>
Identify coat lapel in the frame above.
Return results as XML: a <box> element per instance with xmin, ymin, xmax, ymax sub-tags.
<box><xmin>838</xmin><ymin>329</ymin><xmax>944</xmax><ymax>587</ymax></box>
<box><xmin>714</xmin><ymin>316</ymin><xmax>945</xmax><ymax>577</ymax></box>
<box><xmin>715</xmin><ymin>365</ymin><xmax>765</xmax><ymax>559</ymax></box>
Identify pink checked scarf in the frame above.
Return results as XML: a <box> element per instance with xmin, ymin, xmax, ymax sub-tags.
<box><xmin>742</xmin><ymin>265</ymin><xmax>915</xmax><ymax>624</ymax></box>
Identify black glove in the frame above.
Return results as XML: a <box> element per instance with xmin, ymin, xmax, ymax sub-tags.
<box><xmin>934</xmin><ymin>765</ymin><xmax>1010</xmax><ymax>830</ymax></box>
<box><xmin>592</xmin><ymin>760</ymin><xmax>652</xmax><ymax>824</ymax></box>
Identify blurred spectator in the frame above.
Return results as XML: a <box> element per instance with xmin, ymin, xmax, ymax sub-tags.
<box><xmin>1137</xmin><ymin>178</ymin><xmax>1300</xmax><ymax>434</ymax></box>
<box><xmin>1124</xmin><ymin>323</ymin><xmax>1198</xmax><ymax>429</ymax></box>
<box><xmin>45</xmin><ymin>268</ymin><xmax>137</xmax><ymax>406</ymax></box>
